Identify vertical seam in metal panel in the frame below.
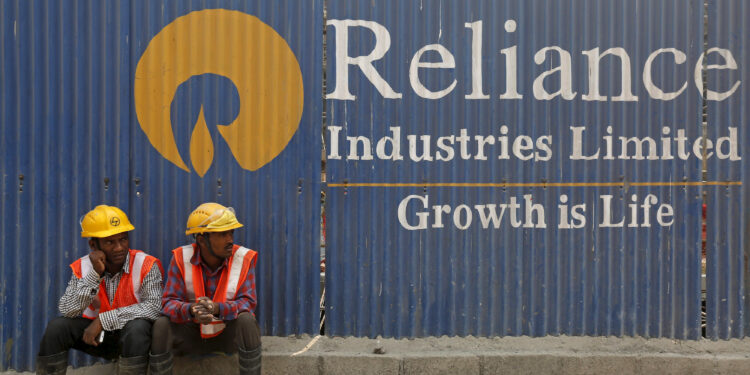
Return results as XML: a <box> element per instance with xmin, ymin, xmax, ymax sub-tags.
<box><xmin>40</xmin><ymin>0</ymin><xmax>49</xmax><ymax>358</ymax></box>
<box><xmin>57</xmin><ymin>0</ymin><xmax>66</xmax><ymax>351</ymax></box>
<box><xmin>8</xmin><ymin>0</ymin><xmax>20</xmax><ymax>369</ymax></box>
<box><xmin>701</xmin><ymin>0</ymin><xmax>714</xmax><ymax>340</ymax></box>
<box><xmin>127</xmin><ymin>0</ymin><xmax>134</xmax><ymax>254</ymax></box>
<box><xmin>26</xmin><ymin>0</ymin><xmax>36</xmax><ymax>363</ymax></box>
<box><xmin>318</xmin><ymin>0</ymin><xmax>327</xmax><ymax>337</ymax></box>
<box><xmin>0</xmin><ymin>0</ymin><xmax>8</xmax><ymax>368</ymax></box>
<box><xmin>743</xmin><ymin>0</ymin><xmax>750</xmax><ymax>339</ymax></box>
<box><xmin>99</xmin><ymin>0</ymin><xmax>106</xmax><ymax>209</ymax></box>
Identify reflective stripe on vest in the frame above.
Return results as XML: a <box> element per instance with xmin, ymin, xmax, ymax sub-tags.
<box><xmin>200</xmin><ymin>318</ymin><xmax>226</xmax><ymax>337</ymax></box>
<box><xmin>130</xmin><ymin>252</ymin><xmax>148</xmax><ymax>303</ymax></box>
<box><xmin>225</xmin><ymin>247</ymin><xmax>250</xmax><ymax>300</ymax></box>
<box><xmin>179</xmin><ymin>245</ymin><xmax>196</xmax><ymax>301</ymax></box>
<box><xmin>177</xmin><ymin>245</ymin><xmax>253</xmax><ymax>338</ymax></box>
<box><xmin>79</xmin><ymin>256</ymin><xmax>97</xmax><ymax>318</ymax></box>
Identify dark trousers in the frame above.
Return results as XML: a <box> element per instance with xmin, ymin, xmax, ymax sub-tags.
<box><xmin>151</xmin><ymin>312</ymin><xmax>261</xmax><ymax>356</ymax></box>
<box><xmin>38</xmin><ymin>317</ymin><xmax>152</xmax><ymax>359</ymax></box>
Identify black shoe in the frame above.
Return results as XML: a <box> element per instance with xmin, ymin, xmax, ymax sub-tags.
<box><xmin>148</xmin><ymin>351</ymin><xmax>173</xmax><ymax>375</ymax></box>
<box><xmin>238</xmin><ymin>346</ymin><xmax>261</xmax><ymax>375</ymax></box>
<box><xmin>118</xmin><ymin>355</ymin><xmax>148</xmax><ymax>375</ymax></box>
<box><xmin>36</xmin><ymin>351</ymin><xmax>67</xmax><ymax>375</ymax></box>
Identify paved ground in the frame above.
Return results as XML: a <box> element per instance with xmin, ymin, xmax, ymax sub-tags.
<box><xmin>5</xmin><ymin>335</ymin><xmax>750</xmax><ymax>374</ymax></box>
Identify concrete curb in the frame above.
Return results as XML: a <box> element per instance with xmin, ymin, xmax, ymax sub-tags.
<box><xmin>5</xmin><ymin>335</ymin><xmax>750</xmax><ymax>374</ymax></box>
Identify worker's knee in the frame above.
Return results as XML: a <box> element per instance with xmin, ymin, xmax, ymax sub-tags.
<box><xmin>43</xmin><ymin>317</ymin><xmax>75</xmax><ymax>337</ymax></box>
<box><xmin>40</xmin><ymin>317</ymin><xmax>87</xmax><ymax>345</ymax></box>
<box><xmin>237</xmin><ymin>313</ymin><xmax>259</xmax><ymax>335</ymax></box>
<box><xmin>120</xmin><ymin>319</ymin><xmax>152</xmax><ymax>357</ymax></box>
<box><xmin>237</xmin><ymin>312</ymin><xmax>257</xmax><ymax>327</ymax></box>
<box><xmin>152</xmin><ymin>316</ymin><xmax>171</xmax><ymax>338</ymax></box>
<box><xmin>236</xmin><ymin>313</ymin><xmax>261</xmax><ymax>350</ymax></box>
<box><xmin>38</xmin><ymin>317</ymin><xmax>81</xmax><ymax>355</ymax></box>
<box><xmin>150</xmin><ymin>316</ymin><xmax>172</xmax><ymax>355</ymax></box>
<box><xmin>122</xmin><ymin>318</ymin><xmax>152</xmax><ymax>339</ymax></box>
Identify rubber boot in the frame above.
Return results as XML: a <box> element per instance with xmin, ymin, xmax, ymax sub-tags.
<box><xmin>238</xmin><ymin>346</ymin><xmax>261</xmax><ymax>375</ymax></box>
<box><xmin>36</xmin><ymin>351</ymin><xmax>67</xmax><ymax>375</ymax></box>
<box><xmin>117</xmin><ymin>355</ymin><xmax>148</xmax><ymax>375</ymax></box>
<box><xmin>148</xmin><ymin>351</ymin><xmax>173</xmax><ymax>375</ymax></box>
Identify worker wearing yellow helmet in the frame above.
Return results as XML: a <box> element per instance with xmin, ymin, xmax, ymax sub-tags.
<box><xmin>37</xmin><ymin>205</ymin><xmax>163</xmax><ymax>375</ymax></box>
<box><xmin>150</xmin><ymin>203</ymin><xmax>260</xmax><ymax>375</ymax></box>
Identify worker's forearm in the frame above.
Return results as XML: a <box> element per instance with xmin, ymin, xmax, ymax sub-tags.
<box><xmin>58</xmin><ymin>271</ymin><xmax>100</xmax><ymax>317</ymax></box>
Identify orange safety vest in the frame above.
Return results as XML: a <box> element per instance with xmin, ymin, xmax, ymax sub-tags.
<box><xmin>70</xmin><ymin>249</ymin><xmax>162</xmax><ymax>320</ymax></box>
<box><xmin>173</xmin><ymin>243</ymin><xmax>257</xmax><ymax>338</ymax></box>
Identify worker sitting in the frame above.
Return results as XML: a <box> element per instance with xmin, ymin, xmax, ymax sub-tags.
<box><xmin>149</xmin><ymin>203</ymin><xmax>261</xmax><ymax>375</ymax></box>
<box><xmin>36</xmin><ymin>205</ymin><xmax>163</xmax><ymax>374</ymax></box>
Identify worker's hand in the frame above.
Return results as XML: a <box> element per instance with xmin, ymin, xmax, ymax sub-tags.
<box><xmin>89</xmin><ymin>250</ymin><xmax>106</xmax><ymax>276</ymax></box>
<box><xmin>82</xmin><ymin>317</ymin><xmax>103</xmax><ymax>346</ymax></box>
<box><xmin>189</xmin><ymin>302</ymin><xmax>206</xmax><ymax>316</ymax></box>
<box><xmin>190</xmin><ymin>303</ymin><xmax>213</xmax><ymax>325</ymax></box>
<box><xmin>197</xmin><ymin>297</ymin><xmax>219</xmax><ymax>316</ymax></box>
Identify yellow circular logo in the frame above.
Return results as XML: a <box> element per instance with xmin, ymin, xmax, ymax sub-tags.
<box><xmin>134</xmin><ymin>9</ymin><xmax>304</xmax><ymax>177</ymax></box>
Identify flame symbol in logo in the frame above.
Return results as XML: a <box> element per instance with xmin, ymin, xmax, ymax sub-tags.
<box><xmin>134</xmin><ymin>9</ymin><xmax>304</xmax><ymax>177</ymax></box>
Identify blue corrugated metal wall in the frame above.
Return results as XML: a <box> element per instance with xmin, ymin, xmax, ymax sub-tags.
<box><xmin>3</xmin><ymin>0</ymin><xmax>750</xmax><ymax>372</ymax></box>
<box><xmin>706</xmin><ymin>0</ymin><xmax>749</xmax><ymax>340</ymax></box>
<box><xmin>325</xmin><ymin>0</ymin><xmax>706</xmax><ymax>339</ymax></box>
<box><xmin>0</xmin><ymin>0</ymin><xmax>322</xmax><ymax>371</ymax></box>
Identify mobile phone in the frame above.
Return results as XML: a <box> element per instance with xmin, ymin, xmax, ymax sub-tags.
<box><xmin>97</xmin><ymin>331</ymin><xmax>104</xmax><ymax>343</ymax></box>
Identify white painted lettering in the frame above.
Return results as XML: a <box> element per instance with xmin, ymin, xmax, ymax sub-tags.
<box><xmin>326</xmin><ymin>19</ymin><xmax>402</xmax><ymax>100</ymax></box>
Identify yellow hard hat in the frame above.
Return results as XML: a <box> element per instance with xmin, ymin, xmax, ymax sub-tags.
<box><xmin>80</xmin><ymin>205</ymin><xmax>135</xmax><ymax>238</ymax></box>
<box><xmin>185</xmin><ymin>202</ymin><xmax>243</xmax><ymax>235</ymax></box>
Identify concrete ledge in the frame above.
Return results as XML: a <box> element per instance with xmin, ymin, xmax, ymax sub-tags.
<box><xmin>5</xmin><ymin>335</ymin><xmax>750</xmax><ymax>374</ymax></box>
<box><xmin>264</xmin><ymin>353</ymin><xmax>319</xmax><ymax>375</ymax></box>
<box><xmin>402</xmin><ymin>354</ymin><xmax>479</xmax><ymax>375</ymax></box>
<box><xmin>558</xmin><ymin>355</ymin><xmax>640</xmax><ymax>375</ymax></box>
<box><xmin>322</xmin><ymin>355</ymin><xmax>400</xmax><ymax>375</ymax></box>
<box><xmin>482</xmin><ymin>354</ymin><xmax>564</xmax><ymax>375</ymax></box>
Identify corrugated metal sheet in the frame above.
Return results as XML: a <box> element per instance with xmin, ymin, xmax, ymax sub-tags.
<box><xmin>1</xmin><ymin>0</ymin><xmax>322</xmax><ymax>371</ymax></box>
<box><xmin>705</xmin><ymin>0</ymin><xmax>749</xmax><ymax>340</ymax></box>
<box><xmin>325</xmin><ymin>0</ymin><xmax>705</xmax><ymax>339</ymax></box>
